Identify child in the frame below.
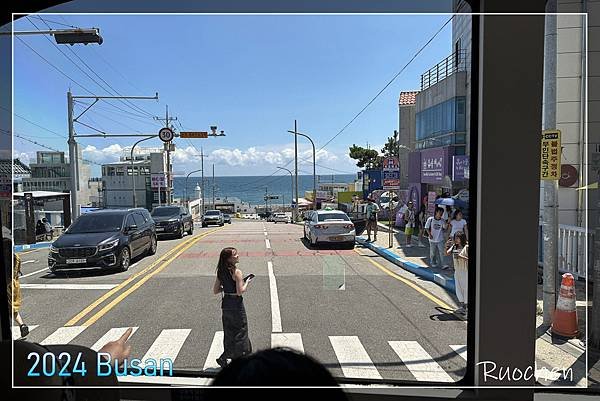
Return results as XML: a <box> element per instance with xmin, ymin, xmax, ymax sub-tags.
<box><xmin>446</xmin><ymin>231</ymin><xmax>468</xmax><ymax>316</ymax></box>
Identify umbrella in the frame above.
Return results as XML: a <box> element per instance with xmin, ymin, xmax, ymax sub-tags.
<box><xmin>435</xmin><ymin>197</ymin><xmax>468</xmax><ymax>209</ymax></box>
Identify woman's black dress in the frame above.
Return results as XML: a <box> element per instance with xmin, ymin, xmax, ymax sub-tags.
<box><xmin>218</xmin><ymin>269</ymin><xmax>252</xmax><ymax>360</ymax></box>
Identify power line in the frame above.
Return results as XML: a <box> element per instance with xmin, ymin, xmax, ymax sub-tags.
<box><xmin>29</xmin><ymin>15</ymin><xmax>78</xmax><ymax>28</ymax></box>
<box><xmin>33</xmin><ymin>16</ymin><xmax>158</xmax><ymax>119</ymax></box>
<box><xmin>0</xmin><ymin>105</ymin><xmax>67</xmax><ymax>139</ymax></box>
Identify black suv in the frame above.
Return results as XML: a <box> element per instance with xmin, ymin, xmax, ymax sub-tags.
<box><xmin>48</xmin><ymin>208</ymin><xmax>156</xmax><ymax>273</ymax></box>
<box><xmin>150</xmin><ymin>206</ymin><xmax>193</xmax><ymax>238</ymax></box>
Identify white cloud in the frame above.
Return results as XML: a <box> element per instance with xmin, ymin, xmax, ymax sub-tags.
<box><xmin>12</xmin><ymin>150</ymin><xmax>35</xmax><ymax>164</ymax></box>
<box><xmin>82</xmin><ymin>144</ymin><xmax>124</xmax><ymax>164</ymax></box>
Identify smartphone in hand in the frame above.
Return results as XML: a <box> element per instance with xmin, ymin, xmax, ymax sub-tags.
<box><xmin>243</xmin><ymin>274</ymin><xmax>255</xmax><ymax>282</ymax></box>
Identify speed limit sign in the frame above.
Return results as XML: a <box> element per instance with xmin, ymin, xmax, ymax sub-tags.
<box><xmin>158</xmin><ymin>127</ymin><xmax>174</xmax><ymax>142</ymax></box>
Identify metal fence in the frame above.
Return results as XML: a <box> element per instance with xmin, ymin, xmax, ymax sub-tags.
<box><xmin>538</xmin><ymin>224</ymin><xmax>593</xmax><ymax>281</ymax></box>
<box><xmin>420</xmin><ymin>50</ymin><xmax>468</xmax><ymax>91</ymax></box>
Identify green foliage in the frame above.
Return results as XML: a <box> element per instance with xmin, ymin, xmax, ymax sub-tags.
<box><xmin>348</xmin><ymin>144</ymin><xmax>382</xmax><ymax>169</ymax></box>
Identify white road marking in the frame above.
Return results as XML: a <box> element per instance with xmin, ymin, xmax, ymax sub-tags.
<box><xmin>21</xmin><ymin>260</ymin><xmax>37</xmax><ymax>265</ymax></box>
<box><xmin>12</xmin><ymin>325</ymin><xmax>39</xmax><ymax>340</ymax></box>
<box><xmin>329</xmin><ymin>336</ymin><xmax>382</xmax><ymax>379</ymax></box>
<box><xmin>91</xmin><ymin>327</ymin><xmax>139</xmax><ymax>351</ymax></box>
<box><xmin>450</xmin><ymin>345</ymin><xmax>467</xmax><ymax>361</ymax></box>
<box><xmin>118</xmin><ymin>375</ymin><xmax>213</xmax><ymax>386</ymax></box>
<box><xmin>265</xmin><ymin>238</ymin><xmax>271</xmax><ymax>249</ymax></box>
<box><xmin>130</xmin><ymin>262</ymin><xmax>139</xmax><ymax>269</ymax></box>
<box><xmin>21</xmin><ymin>284</ymin><xmax>118</xmax><ymax>290</ymax></box>
<box><xmin>271</xmin><ymin>333</ymin><xmax>304</xmax><ymax>353</ymax></box>
<box><xmin>203</xmin><ymin>331</ymin><xmax>224</xmax><ymax>371</ymax></box>
<box><xmin>388</xmin><ymin>340</ymin><xmax>454</xmax><ymax>382</ymax></box>
<box><xmin>20</xmin><ymin>267</ymin><xmax>50</xmax><ymax>279</ymax></box>
<box><xmin>267</xmin><ymin>261</ymin><xmax>282</xmax><ymax>333</ymax></box>
<box><xmin>41</xmin><ymin>326</ymin><xmax>87</xmax><ymax>345</ymax></box>
<box><xmin>140</xmin><ymin>329</ymin><xmax>191</xmax><ymax>367</ymax></box>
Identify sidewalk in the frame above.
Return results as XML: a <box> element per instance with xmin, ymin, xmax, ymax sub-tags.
<box><xmin>361</xmin><ymin>222</ymin><xmax>598</xmax><ymax>387</ymax></box>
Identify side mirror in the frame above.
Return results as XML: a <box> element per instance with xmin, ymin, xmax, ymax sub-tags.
<box><xmin>126</xmin><ymin>224</ymin><xmax>138</xmax><ymax>232</ymax></box>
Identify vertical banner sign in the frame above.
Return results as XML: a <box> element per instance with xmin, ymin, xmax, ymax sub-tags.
<box><xmin>540</xmin><ymin>130</ymin><xmax>561</xmax><ymax>180</ymax></box>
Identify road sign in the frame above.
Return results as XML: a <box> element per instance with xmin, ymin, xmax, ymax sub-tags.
<box><xmin>158</xmin><ymin>127</ymin><xmax>174</xmax><ymax>142</ymax></box>
<box><xmin>151</xmin><ymin>174</ymin><xmax>166</xmax><ymax>188</ymax></box>
<box><xmin>540</xmin><ymin>130</ymin><xmax>561</xmax><ymax>180</ymax></box>
<box><xmin>383</xmin><ymin>156</ymin><xmax>399</xmax><ymax>172</ymax></box>
<box><xmin>382</xmin><ymin>170</ymin><xmax>399</xmax><ymax>180</ymax></box>
<box><xmin>180</xmin><ymin>131</ymin><xmax>208</xmax><ymax>139</ymax></box>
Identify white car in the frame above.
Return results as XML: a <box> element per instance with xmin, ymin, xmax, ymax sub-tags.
<box><xmin>303</xmin><ymin>210</ymin><xmax>355</xmax><ymax>249</ymax></box>
<box><xmin>273</xmin><ymin>213</ymin><xmax>291</xmax><ymax>224</ymax></box>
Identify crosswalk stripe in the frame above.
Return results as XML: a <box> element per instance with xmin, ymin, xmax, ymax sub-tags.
<box><xmin>41</xmin><ymin>326</ymin><xmax>87</xmax><ymax>345</ymax></box>
<box><xmin>12</xmin><ymin>325</ymin><xmax>39</xmax><ymax>340</ymax></box>
<box><xmin>203</xmin><ymin>331</ymin><xmax>224</xmax><ymax>372</ymax></box>
<box><xmin>388</xmin><ymin>341</ymin><xmax>454</xmax><ymax>382</ymax></box>
<box><xmin>329</xmin><ymin>336</ymin><xmax>382</xmax><ymax>379</ymax></box>
<box><xmin>140</xmin><ymin>329</ymin><xmax>191</xmax><ymax>367</ymax></box>
<box><xmin>91</xmin><ymin>327</ymin><xmax>139</xmax><ymax>351</ymax></box>
<box><xmin>449</xmin><ymin>345</ymin><xmax>467</xmax><ymax>361</ymax></box>
<box><xmin>271</xmin><ymin>333</ymin><xmax>304</xmax><ymax>353</ymax></box>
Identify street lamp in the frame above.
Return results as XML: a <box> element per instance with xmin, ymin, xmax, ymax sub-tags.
<box><xmin>185</xmin><ymin>168</ymin><xmax>203</xmax><ymax>205</ymax></box>
<box><xmin>288</xmin><ymin>130</ymin><xmax>316</xmax><ymax>210</ymax></box>
<box><xmin>131</xmin><ymin>136</ymin><xmax>157</xmax><ymax>208</ymax></box>
<box><xmin>277</xmin><ymin>166</ymin><xmax>295</xmax><ymax>221</ymax></box>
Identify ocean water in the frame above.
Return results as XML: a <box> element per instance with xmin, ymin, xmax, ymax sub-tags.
<box><xmin>173</xmin><ymin>174</ymin><xmax>356</xmax><ymax>206</ymax></box>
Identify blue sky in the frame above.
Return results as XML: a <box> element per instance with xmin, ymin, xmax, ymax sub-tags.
<box><xmin>12</xmin><ymin>14</ymin><xmax>452</xmax><ymax>176</ymax></box>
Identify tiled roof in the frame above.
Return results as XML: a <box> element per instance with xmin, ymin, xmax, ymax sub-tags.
<box><xmin>0</xmin><ymin>159</ymin><xmax>31</xmax><ymax>175</ymax></box>
<box><xmin>398</xmin><ymin>91</ymin><xmax>419</xmax><ymax>105</ymax></box>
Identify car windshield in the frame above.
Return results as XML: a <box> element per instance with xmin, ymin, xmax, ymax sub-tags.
<box><xmin>318</xmin><ymin>213</ymin><xmax>350</xmax><ymax>222</ymax></box>
<box><xmin>205</xmin><ymin>211</ymin><xmax>220</xmax><ymax>216</ymax></box>
<box><xmin>67</xmin><ymin>213</ymin><xmax>124</xmax><ymax>234</ymax></box>
<box><xmin>151</xmin><ymin>207</ymin><xmax>180</xmax><ymax>216</ymax></box>
<box><xmin>379</xmin><ymin>196</ymin><xmax>390</xmax><ymax>203</ymax></box>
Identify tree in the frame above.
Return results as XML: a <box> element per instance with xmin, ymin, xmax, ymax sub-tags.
<box><xmin>348</xmin><ymin>145</ymin><xmax>382</xmax><ymax>169</ymax></box>
<box><xmin>381</xmin><ymin>130</ymin><xmax>399</xmax><ymax>157</ymax></box>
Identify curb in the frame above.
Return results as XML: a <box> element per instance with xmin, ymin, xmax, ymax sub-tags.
<box><xmin>356</xmin><ymin>237</ymin><xmax>456</xmax><ymax>293</ymax></box>
<box><xmin>15</xmin><ymin>242</ymin><xmax>52</xmax><ymax>253</ymax></box>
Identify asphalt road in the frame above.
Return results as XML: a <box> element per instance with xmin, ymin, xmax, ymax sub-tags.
<box><xmin>15</xmin><ymin>219</ymin><xmax>467</xmax><ymax>383</ymax></box>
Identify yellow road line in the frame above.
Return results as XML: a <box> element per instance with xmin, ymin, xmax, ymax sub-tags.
<box><xmin>81</xmin><ymin>232</ymin><xmax>208</xmax><ymax>327</ymax></box>
<box><xmin>16</xmin><ymin>249</ymin><xmax>43</xmax><ymax>255</ymax></box>
<box><xmin>65</xmin><ymin>228</ymin><xmax>221</xmax><ymax>326</ymax></box>
<box><xmin>354</xmin><ymin>249</ymin><xmax>454</xmax><ymax>310</ymax></box>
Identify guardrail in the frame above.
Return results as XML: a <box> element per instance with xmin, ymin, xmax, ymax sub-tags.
<box><xmin>420</xmin><ymin>50</ymin><xmax>468</xmax><ymax>90</ymax></box>
<box><xmin>538</xmin><ymin>223</ymin><xmax>593</xmax><ymax>280</ymax></box>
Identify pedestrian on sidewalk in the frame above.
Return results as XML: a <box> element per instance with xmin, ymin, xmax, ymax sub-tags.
<box><xmin>213</xmin><ymin>247</ymin><xmax>253</xmax><ymax>368</ymax></box>
<box><xmin>365</xmin><ymin>198</ymin><xmax>380</xmax><ymax>242</ymax></box>
<box><xmin>442</xmin><ymin>206</ymin><xmax>453</xmax><ymax>242</ymax></box>
<box><xmin>416</xmin><ymin>197</ymin><xmax>428</xmax><ymax>247</ymax></box>
<box><xmin>424</xmin><ymin>207</ymin><xmax>447</xmax><ymax>269</ymax></box>
<box><xmin>402</xmin><ymin>201</ymin><xmax>416</xmax><ymax>247</ymax></box>
<box><xmin>9</xmin><ymin>253</ymin><xmax>29</xmax><ymax>338</ymax></box>
<box><xmin>449</xmin><ymin>210</ymin><xmax>468</xmax><ymax>241</ymax></box>
<box><xmin>445</xmin><ymin>232</ymin><xmax>469</xmax><ymax>316</ymax></box>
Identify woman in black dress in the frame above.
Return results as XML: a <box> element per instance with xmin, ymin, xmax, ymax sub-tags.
<box><xmin>212</xmin><ymin>247</ymin><xmax>253</xmax><ymax>367</ymax></box>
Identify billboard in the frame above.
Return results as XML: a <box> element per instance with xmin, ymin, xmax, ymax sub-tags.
<box><xmin>452</xmin><ymin>155</ymin><xmax>469</xmax><ymax>181</ymax></box>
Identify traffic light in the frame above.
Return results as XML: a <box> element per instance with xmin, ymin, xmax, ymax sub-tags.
<box><xmin>54</xmin><ymin>29</ymin><xmax>103</xmax><ymax>45</ymax></box>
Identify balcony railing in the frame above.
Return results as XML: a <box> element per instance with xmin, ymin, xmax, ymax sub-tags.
<box><xmin>420</xmin><ymin>50</ymin><xmax>468</xmax><ymax>91</ymax></box>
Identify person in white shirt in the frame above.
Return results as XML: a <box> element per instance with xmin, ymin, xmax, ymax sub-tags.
<box><xmin>449</xmin><ymin>210</ymin><xmax>468</xmax><ymax>241</ymax></box>
<box><xmin>424</xmin><ymin>207</ymin><xmax>448</xmax><ymax>269</ymax></box>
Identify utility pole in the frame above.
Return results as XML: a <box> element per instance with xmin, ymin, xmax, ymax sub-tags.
<box><xmin>154</xmin><ymin>105</ymin><xmax>177</xmax><ymax>206</ymax></box>
<box><xmin>212</xmin><ymin>164</ymin><xmax>216</xmax><ymax>209</ymax></box>
<box><xmin>294</xmin><ymin>120</ymin><xmax>299</xmax><ymax>221</ymax></box>
<box><xmin>542</xmin><ymin>2</ymin><xmax>558</xmax><ymax>326</ymax></box>
<box><xmin>67</xmin><ymin>90</ymin><xmax>78</xmax><ymax>222</ymax></box>
<box><xmin>265</xmin><ymin>186</ymin><xmax>268</xmax><ymax>217</ymax></box>
<box><xmin>593</xmin><ymin>167</ymin><xmax>600</xmax><ymax>349</ymax></box>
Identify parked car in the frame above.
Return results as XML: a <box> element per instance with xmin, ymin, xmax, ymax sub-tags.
<box><xmin>151</xmin><ymin>206</ymin><xmax>193</xmax><ymax>239</ymax></box>
<box><xmin>303</xmin><ymin>209</ymin><xmax>355</xmax><ymax>249</ymax></box>
<box><xmin>223</xmin><ymin>214</ymin><xmax>232</xmax><ymax>224</ymax></box>
<box><xmin>48</xmin><ymin>208</ymin><xmax>156</xmax><ymax>273</ymax></box>
<box><xmin>202</xmin><ymin>210</ymin><xmax>224</xmax><ymax>227</ymax></box>
<box><xmin>273</xmin><ymin>213</ymin><xmax>291</xmax><ymax>224</ymax></box>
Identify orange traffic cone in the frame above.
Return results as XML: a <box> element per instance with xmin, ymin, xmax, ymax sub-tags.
<box><xmin>551</xmin><ymin>273</ymin><xmax>579</xmax><ymax>338</ymax></box>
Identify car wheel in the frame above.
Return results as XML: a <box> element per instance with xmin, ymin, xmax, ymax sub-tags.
<box><xmin>310</xmin><ymin>233</ymin><xmax>318</xmax><ymax>248</ymax></box>
<box><xmin>147</xmin><ymin>235</ymin><xmax>157</xmax><ymax>255</ymax></box>
<box><xmin>220</xmin><ymin>222</ymin><xmax>224</xmax><ymax>227</ymax></box>
<box><xmin>202</xmin><ymin>223</ymin><xmax>207</xmax><ymax>228</ymax></box>
<box><xmin>188</xmin><ymin>224</ymin><xmax>194</xmax><ymax>235</ymax></box>
<box><xmin>116</xmin><ymin>247</ymin><xmax>131</xmax><ymax>272</ymax></box>
<box><xmin>177</xmin><ymin>225</ymin><xmax>184</xmax><ymax>239</ymax></box>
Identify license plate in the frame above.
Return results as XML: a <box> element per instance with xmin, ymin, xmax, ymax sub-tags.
<box><xmin>329</xmin><ymin>236</ymin><xmax>344</xmax><ymax>241</ymax></box>
<box><xmin>156</xmin><ymin>227</ymin><xmax>165</xmax><ymax>232</ymax></box>
<box><xmin>66</xmin><ymin>258</ymin><xmax>86</xmax><ymax>264</ymax></box>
